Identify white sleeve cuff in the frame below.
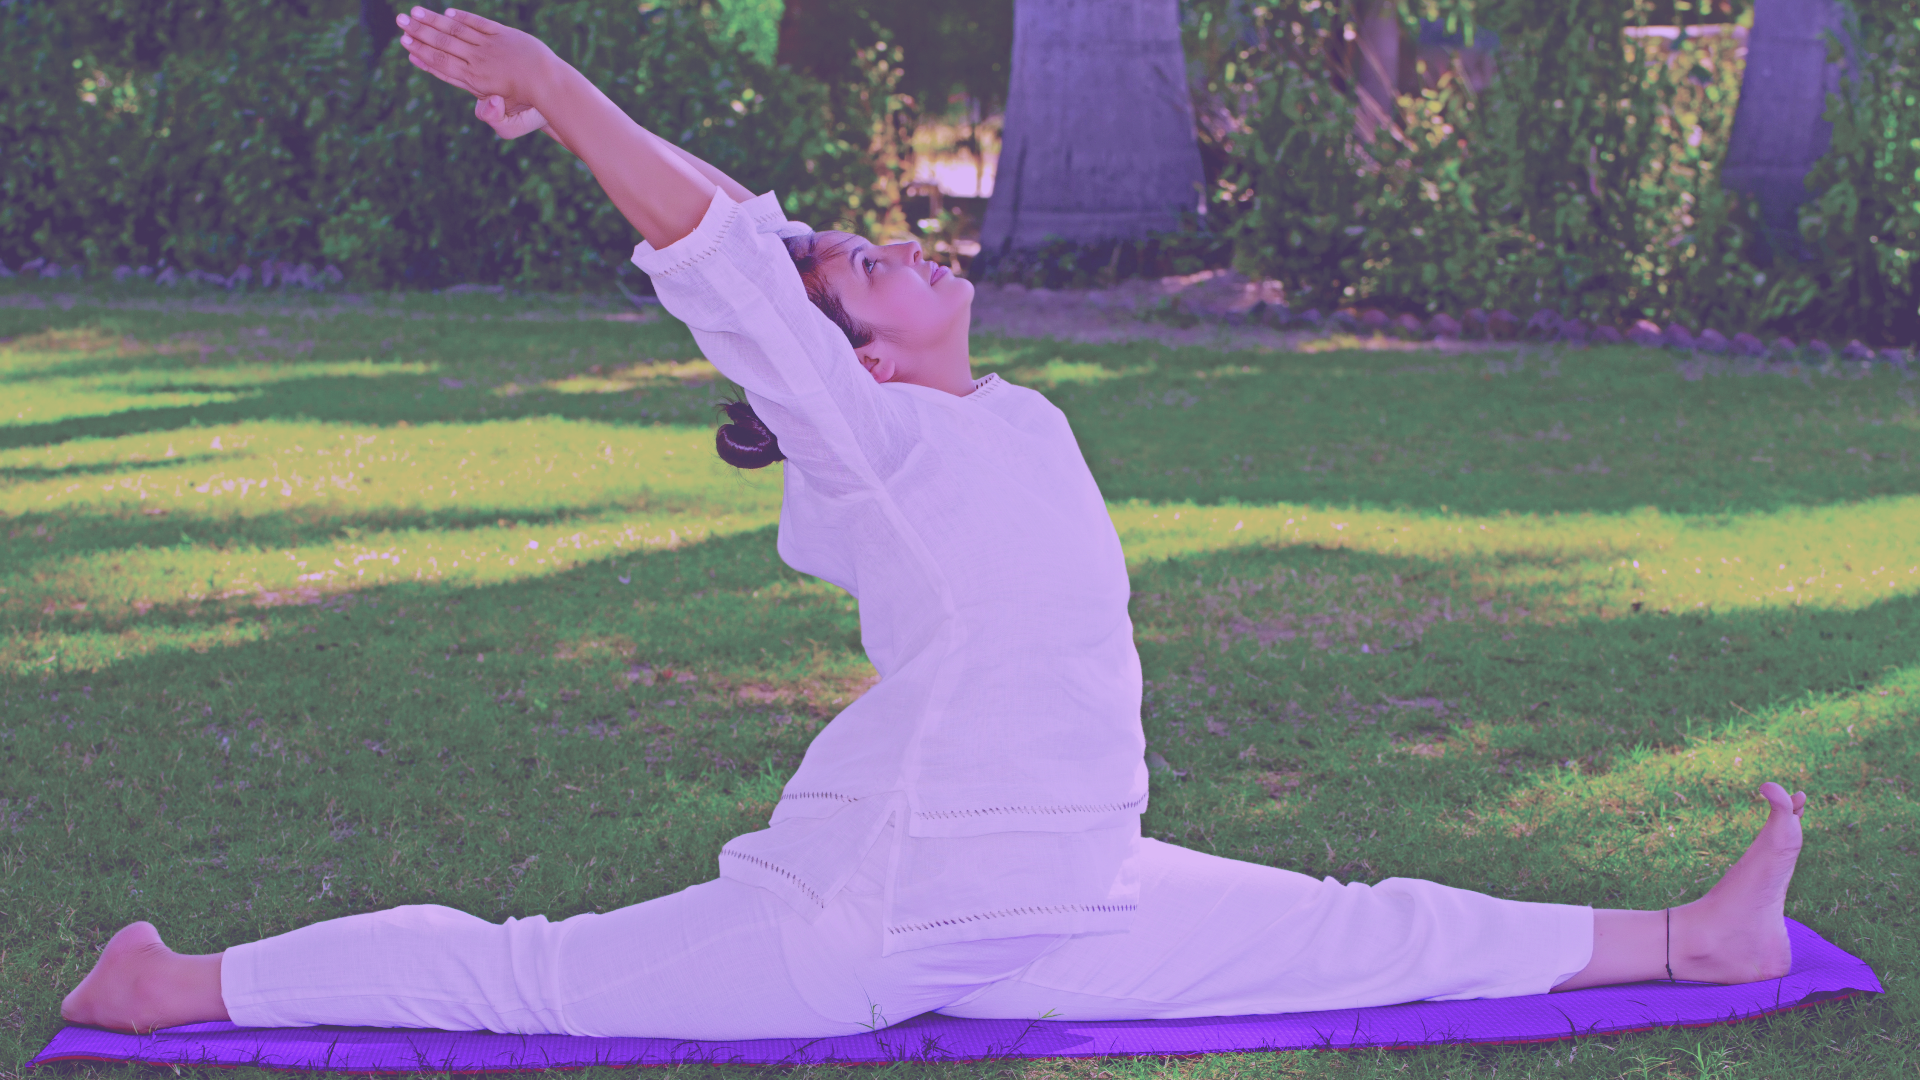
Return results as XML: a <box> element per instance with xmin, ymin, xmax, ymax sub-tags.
<box><xmin>747</xmin><ymin>191</ymin><xmax>814</xmax><ymax>239</ymax></box>
<box><xmin>629</xmin><ymin>190</ymin><xmax>811</xmax><ymax>277</ymax></box>
<box><xmin>628</xmin><ymin>186</ymin><xmax>739</xmax><ymax>279</ymax></box>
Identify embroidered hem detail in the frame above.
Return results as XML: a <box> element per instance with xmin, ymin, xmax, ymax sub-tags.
<box><xmin>778</xmin><ymin>791</ymin><xmax>860</xmax><ymax>804</ymax></box>
<box><xmin>962</xmin><ymin>373</ymin><xmax>1006</xmax><ymax>401</ymax></box>
<box><xmin>913</xmin><ymin>794</ymin><xmax>1147</xmax><ymax>821</ymax></box>
<box><xmin>719</xmin><ymin>850</ymin><xmax>826</xmax><ymax>908</ymax></box>
<box><xmin>887</xmin><ymin>902</ymin><xmax>1137</xmax><ymax>936</ymax></box>
<box><xmin>631</xmin><ymin>196</ymin><xmax>741</xmax><ymax>279</ymax></box>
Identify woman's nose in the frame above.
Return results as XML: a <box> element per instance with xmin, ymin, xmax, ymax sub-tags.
<box><xmin>887</xmin><ymin>240</ymin><xmax>922</xmax><ymax>263</ymax></box>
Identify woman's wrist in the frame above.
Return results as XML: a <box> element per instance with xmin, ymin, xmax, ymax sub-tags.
<box><xmin>527</xmin><ymin>56</ymin><xmax>587</xmax><ymax>118</ymax></box>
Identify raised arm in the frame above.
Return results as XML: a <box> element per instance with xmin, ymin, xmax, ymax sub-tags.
<box><xmin>396</xmin><ymin>7</ymin><xmax>748</xmax><ymax>244</ymax></box>
<box><xmin>398</xmin><ymin>6</ymin><xmax>904</xmax><ymax>488</ymax></box>
<box><xmin>478</xmin><ymin>99</ymin><xmax>755</xmax><ymax>206</ymax></box>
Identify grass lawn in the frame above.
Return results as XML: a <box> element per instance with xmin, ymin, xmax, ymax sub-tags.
<box><xmin>1</xmin><ymin>280</ymin><xmax>1917</xmax><ymax>1079</ymax></box>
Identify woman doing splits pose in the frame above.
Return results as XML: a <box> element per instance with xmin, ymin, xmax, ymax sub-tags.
<box><xmin>61</xmin><ymin>8</ymin><xmax>1810</xmax><ymax>1040</ymax></box>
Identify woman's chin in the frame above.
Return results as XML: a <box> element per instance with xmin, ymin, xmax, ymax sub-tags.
<box><xmin>949</xmin><ymin>278</ymin><xmax>976</xmax><ymax>315</ymax></box>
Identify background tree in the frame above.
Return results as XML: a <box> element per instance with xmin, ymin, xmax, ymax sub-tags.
<box><xmin>1721</xmin><ymin>0</ymin><xmax>1847</xmax><ymax>262</ymax></box>
<box><xmin>0</xmin><ymin>0</ymin><xmax>902</xmax><ymax>287</ymax></box>
<box><xmin>977</xmin><ymin>0</ymin><xmax>1205</xmax><ymax>264</ymax></box>
<box><xmin>776</xmin><ymin>0</ymin><xmax>1013</xmax><ymax>116</ymax></box>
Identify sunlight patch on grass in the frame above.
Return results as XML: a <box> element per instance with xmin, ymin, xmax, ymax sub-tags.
<box><xmin>550</xmin><ymin>611</ymin><xmax>882</xmax><ymax>724</ymax></box>
<box><xmin>3</xmin><ymin>417</ymin><xmax>787</xmax><ymax>677</ymax></box>
<box><xmin>5</xmin><ymin>383</ymin><xmax>255</xmax><ymax>427</ymax></box>
<box><xmin>1578</xmin><ymin>668</ymin><xmax>1915</xmax><ymax>810</ymax></box>
<box><xmin>1</xmin><ymin>418</ymin><xmax>780</xmax><ymax>518</ymax></box>
<box><xmin>509</xmin><ymin>359</ymin><xmax>720</xmax><ymax>397</ymax></box>
<box><xmin>3</xmin><ymin>361</ymin><xmax>435</xmax><ymax>428</ymax></box>
<box><xmin>993</xmin><ymin>358</ymin><xmax>1255</xmax><ymax>389</ymax></box>
<box><xmin>1113</xmin><ymin>498</ymin><xmax>1920</xmax><ymax>617</ymax></box>
<box><xmin>0</xmin><ymin>326</ymin><xmax>141</xmax><ymax>373</ymax></box>
<box><xmin>1295</xmin><ymin>332</ymin><xmax>1464</xmax><ymax>354</ymax></box>
<box><xmin>0</xmin><ymin>616</ymin><xmax>273</xmax><ymax>677</ymax></box>
<box><xmin>3</xmin><ymin>506</ymin><xmax>780</xmax><ymax>675</ymax></box>
<box><xmin>989</xmin><ymin>357</ymin><xmax>1155</xmax><ymax>388</ymax></box>
<box><xmin>1130</xmin><ymin>563</ymin><xmax>1526</xmax><ymax>655</ymax></box>
<box><xmin>13</xmin><ymin>462</ymin><xmax>1915</xmax><ymax>678</ymax></box>
<box><xmin>0</xmin><ymin>324</ymin><xmax>438</xmax><ymax>427</ymax></box>
<box><xmin>7</xmin><ymin>298</ymin><xmax>1919</xmax><ymax>1076</ymax></box>
<box><xmin>1459</xmin><ymin>665</ymin><xmax>1920</xmax><ymax>901</ymax></box>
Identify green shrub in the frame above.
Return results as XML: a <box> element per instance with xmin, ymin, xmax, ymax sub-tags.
<box><xmin>0</xmin><ymin>0</ymin><xmax>904</xmax><ymax>289</ymax></box>
<box><xmin>1189</xmin><ymin>0</ymin><xmax>1920</xmax><ymax>343</ymax></box>
<box><xmin>1766</xmin><ymin>0</ymin><xmax>1920</xmax><ymax>345</ymax></box>
<box><xmin>1208</xmin><ymin>1</ymin><xmax>1771</xmax><ymax>327</ymax></box>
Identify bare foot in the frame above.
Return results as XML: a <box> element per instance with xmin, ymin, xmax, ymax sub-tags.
<box><xmin>61</xmin><ymin>922</ymin><xmax>228</xmax><ymax>1033</ymax></box>
<box><xmin>1671</xmin><ymin>782</ymin><xmax>1806</xmax><ymax>984</ymax></box>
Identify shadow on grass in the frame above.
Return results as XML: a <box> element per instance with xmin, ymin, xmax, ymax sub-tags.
<box><xmin>972</xmin><ymin>336</ymin><xmax>1920</xmax><ymax>516</ymax></box>
<box><xmin>0</xmin><ymin>371</ymin><xmax>738</xmax><ymax>452</ymax></box>
<box><xmin>4</xmin><ymin>519</ymin><xmax>1914</xmax><ymax>1077</ymax></box>
<box><xmin>0</xmin><ymin>456</ymin><xmax>224</xmax><ymax>481</ymax></box>
<box><xmin>3</xmin><ymin>522</ymin><xmax>857</xmax><ymax>929</ymax></box>
<box><xmin>0</xmin><ymin>494</ymin><xmax>735</xmax><ymax>572</ymax></box>
<box><xmin>1128</xmin><ymin>541</ymin><xmax>1919</xmax><ymax>760</ymax></box>
<box><xmin>16</xmin><ymin>518</ymin><xmax>1911</xmax><ymax>770</ymax></box>
<box><xmin>9</xmin><ymin>310</ymin><xmax>1918</xmax><ymax>517</ymax></box>
<box><xmin>3</xmin><ymin>519</ymin><xmax>809</xmax><ymax>672</ymax></box>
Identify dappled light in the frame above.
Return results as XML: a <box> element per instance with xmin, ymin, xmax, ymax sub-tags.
<box><xmin>3</xmin><ymin>294</ymin><xmax>1915</xmax><ymax>1079</ymax></box>
<box><xmin>1114</xmin><ymin>497</ymin><xmax>1920</xmax><ymax>618</ymax></box>
<box><xmin>12</xmin><ymin>0</ymin><xmax>1920</xmax><ymax>1069</ymax></box>
<box><xmin>516</xmin><ymin>359</ymin><xmax>722</xmax><ymax>396</ymax></box>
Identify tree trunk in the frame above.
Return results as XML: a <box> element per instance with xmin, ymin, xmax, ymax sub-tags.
<box><xmin>978</xmin><ymin>0</ymin><xmax>1203</xmax><ymax>259</ymax></box>
<box><xmin>1722</xmin><ymin>0</ymin><xmax>1847</xmax><ymax>261</ymax></box>
<box><xmin>1351</xmin><ymin>0</ymin><xmax>1400</xmax><ymax>142</ymax></box>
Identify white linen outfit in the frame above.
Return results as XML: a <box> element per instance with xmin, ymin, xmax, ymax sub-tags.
<box><xmin>221</xmin><ymin>190</ymin><xmax>1593</xmax><ymax>1038</ymax></box>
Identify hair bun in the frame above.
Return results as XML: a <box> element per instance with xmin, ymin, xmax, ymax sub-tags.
<box><xmin>713</xmin><ymin>400</ymin><xmax>786</xmax><ymax>469</ymax></box>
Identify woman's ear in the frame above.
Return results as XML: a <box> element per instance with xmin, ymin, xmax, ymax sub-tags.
<box><xmin>860</xmin><ymin>354</ymin><xmax>897</xmax><ymax>384</ymax></box>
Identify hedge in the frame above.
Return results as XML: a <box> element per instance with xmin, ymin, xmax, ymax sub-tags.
<box><xmin>1188</xmin><ymin>0</ymin><xmax>1920</xmax><ymax>344</ymax></box>
<box><xmin>0</xmin><ymin>0</ymin><xmax>906</xmax><ymax>289</ymax></box>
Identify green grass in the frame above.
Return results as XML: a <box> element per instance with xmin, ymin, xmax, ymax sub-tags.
<box><xmin>1</xmin><ymin>280</ymin><xmax>1916</xmax><ymax>1080</ymax></box>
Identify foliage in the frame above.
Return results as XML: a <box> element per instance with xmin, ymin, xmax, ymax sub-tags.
<box><xmin>1181</xmin><ymin>0</ymin><xmax>1920</xmax><ymax>343</ymax></box>
<box><xmin>1198</xmin><ymin>0</ymin><xmax>1775</xmax><ymax>328</ymax></box>
<box><xmin>710</xmin><ymin>0</ymin><xmax>784</xmax><ymax>65</ymax></box>
<box><xmin>776</xmin><ymin>0</ymin><xmax>1014</xmax><ymax>119</ymax></box>
<box><xmin>0</xmin><ymin>0</ymin><xmax>905</xmax><ymax>289</ymax></box>
<box><xmin>3</xmin><ymin>290</ymin><xmax>1919</xmax><ymax>1077</ymax></box>
<box><xmin>1768</xmin><ymin>0</ymin><xmax>1920</xmax><ymax>346</ymax></box>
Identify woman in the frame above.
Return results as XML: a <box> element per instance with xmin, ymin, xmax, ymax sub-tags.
<box><xmin>60</xmin><ymin>7</ymin><xmax>1809</xmax><ymax>1040</ymax></box>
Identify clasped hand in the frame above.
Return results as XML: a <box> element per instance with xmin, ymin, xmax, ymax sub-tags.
<box><xmin>397</xmin><ymin>6</ymin><xmax>555</xmax><ymax>141</ymax></box>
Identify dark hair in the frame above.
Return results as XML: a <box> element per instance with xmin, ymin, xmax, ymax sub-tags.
<box><xmin>712</xmin><ymin>231</ymin><xmax>877</xmax><ymax>469</ymax></box>
<box><xmin>713</xmin><ymin>397</ymin><xmax>785</xmax><ymax>469</ymax></box>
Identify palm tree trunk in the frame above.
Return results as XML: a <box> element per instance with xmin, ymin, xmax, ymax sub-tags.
<box><xmin>1722</xmin><ymin>0</ymin><xmax>1847</xmax><ymax>262</ymax></box>
<box><xmin>1351</xmin><ymin>0</ymin><xmax>1401</xmax><ymax>142</ymax></box>
<box><xmin>978</xmin><ymin>0</ymin><xmax>1203</xmax><ymax>261</ymax></box>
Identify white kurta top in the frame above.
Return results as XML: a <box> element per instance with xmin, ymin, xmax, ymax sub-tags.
<box><xmin>633</xmin><ymin>190</ymin><xmax>1148</xmax><ymax>953</ymax></box>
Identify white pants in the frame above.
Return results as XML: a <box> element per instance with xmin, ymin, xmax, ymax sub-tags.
<box><xmin>222</xmin><ymin>839</ymin><xmax>1592</xmax><ymax>1040</ymax></box>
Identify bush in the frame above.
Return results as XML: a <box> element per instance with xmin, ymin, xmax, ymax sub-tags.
<box><xmin>1185</xmin><ymin>0</ymin><xmax>1920</xmax><ymax>343</ymax></box>
<box><xmin>1765</xmin><ymin>1</ymin><xmax>1920</xmax><ymax>345</ymax></box>
<box><xmin>0</xmin><ymin>0</ymin><xmax>905</xmax><ymax>289</ymax></box>
<box><xmin>1207</xmin><ymin>1</ymin><xmax>1770</xmax><ymax>327</ymax></box>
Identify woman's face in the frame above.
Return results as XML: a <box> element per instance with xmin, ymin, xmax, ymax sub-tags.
<box><xmin>814</xmin><ymin>233</ymin><xmax>973</xmax><ymax>385</ymax></box>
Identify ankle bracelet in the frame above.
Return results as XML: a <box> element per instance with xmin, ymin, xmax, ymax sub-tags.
<box><xmin>1665</xmin><ymin>907</ymin><xmax>1676</xmax><ymax>981</ymax></box>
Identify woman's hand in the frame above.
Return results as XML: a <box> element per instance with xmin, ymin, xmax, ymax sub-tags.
<box><xmin>396</xmin><ymin>7</ymin><xmax>561</xmax><ymax>109</ymax></box>
<box><xmin>398</xmin><ymin>3</ymin><xmax>719</xmax><ymax>247</ymax></box>
<box><xmin>473</xmin><ymin>93</ymin><xmax>549</xmax><ymax>140</ymax></box>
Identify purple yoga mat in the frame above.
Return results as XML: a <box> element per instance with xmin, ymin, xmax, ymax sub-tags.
<box><xmin>33</xmin><ymin>919</ymin><xmax>1879</xmax><ymax>1071</ymax></box>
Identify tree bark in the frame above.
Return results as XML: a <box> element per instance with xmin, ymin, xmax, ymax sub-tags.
<box><xmin>979</xmin><ymin>0</ymin><xmax>1203</xmax><ymax>258</ymax></box>
<box><xmin>1351</xmin><ymin>0</ymin><xmax>1400</xmax><ymax>141</ymax></box>
<box><xmin>1722</xmin><ymin>0</ymin><xmax>1848</xmax><ymax>260</ymax></box>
